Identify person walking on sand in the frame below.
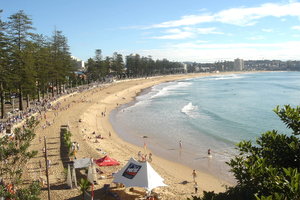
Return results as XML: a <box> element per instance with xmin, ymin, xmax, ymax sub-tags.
<box><xmin>138</xmin><ymin>151</ymin><xmax>142</xmax><ymax>161</ymax></box>
<box><xmin>192</xmin><ymin>169</ymin><xmax>197</xmax><ymax>182</ymax></box>
<box><xmin>194</xmin><ymin>182</ymin><xmax>198</xmax><ymax>194</ymax></box>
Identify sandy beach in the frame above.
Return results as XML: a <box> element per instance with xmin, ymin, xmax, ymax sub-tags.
<box><xmin>26</xmin><ymin>73</ymin><xmax>235</xmax><ymax>200</ymax></box>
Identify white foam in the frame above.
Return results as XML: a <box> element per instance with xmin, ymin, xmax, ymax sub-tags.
<box><xmin>181</xmin><ymin>102</ymin><xmax>199</xmax><ymax>118</ymax></box>
<box><xmin>207</xmin><ymin>74</ymin><xmax>243</xmax><ymax>81</ymax></box>
<box><xmin>151</xmin><ymin>82</ymin><xmax>192</xmax><ymax>99</ymax></box>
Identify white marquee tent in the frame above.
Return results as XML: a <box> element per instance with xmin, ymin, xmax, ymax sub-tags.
<box><xmin>113</xmin><ymin>158</ymin><xmax>166</xmax><ymax>191</ymax></box>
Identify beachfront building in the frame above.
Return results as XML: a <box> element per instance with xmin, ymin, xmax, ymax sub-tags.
<box><xmin>234</xmin><ymin>58</ymin><xmax>244</xmax><ymax>71</ymax></box>
<box><xmin>182</xmin><ymin>63</ymin><xmax>188</xmax><ymax>73</ymax></box>
<box><xmin>71</xmin><ymin>56</ymin><xmax>85</xmax><ymax>71</ymax></box>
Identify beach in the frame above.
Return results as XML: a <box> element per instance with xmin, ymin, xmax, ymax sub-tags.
<box><xmin>26</xmin><ymin>73</ymin><xmax>234</xmax><ymax>200</ymax></box>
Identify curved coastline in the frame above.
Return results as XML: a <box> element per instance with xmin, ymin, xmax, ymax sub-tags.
<box><xmin>32</xmin><ymin>72</ymin><xmax>250</xmax><ymax>199</ymax></box>
<box><xmin>109</xmin><ymin>74</ymin><xmax>238</xmax><ymax>185</ymax></box>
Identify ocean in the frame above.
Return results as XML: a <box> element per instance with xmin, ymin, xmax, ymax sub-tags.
<box><xmin>110</xmin><ymin>71</ymin><xmax>300</xmax><ymax>183</ymax></box>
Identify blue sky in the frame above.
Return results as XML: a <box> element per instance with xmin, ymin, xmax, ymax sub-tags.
<box><xmin>1</xmin><ymin>0</ymin><xmax>300</xmax><ymax>62</ymax></box>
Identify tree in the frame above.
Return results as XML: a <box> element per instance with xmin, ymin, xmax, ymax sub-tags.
<box><xmin>111</xmin><ymin>52</ymin><xmax>124</xmax><ymax>78</ymax></box>
<box><xmin>0</xmin><ymin>116</ymin><xmax>40</xmax><ymax>199</ymax></box>
<box><xmin>192</xmin><ymin>105</ymin><xmax>300</xmax><ymax>200</ymax></box>
<box><xmin>0</xmin><ymin>181</ymin><xmax>41</xmax><ymax>200</ymax></box>
<box><xmin>0</xmin><ymin>116</ymin><xmax>38</xmax><ymax>185</ymax></box>
<box><xmin>31</xmin><ymin>34</ymin><xmax>52</xmax><ymax>100</ymax></box>
<box><xmin>6</xmin><ymin>10</ymin><xmax>35</xmax><ymax>111</ymax></box>
<box><xmin>49</xmin><ymin>29</ymin><xmax>73</xmax><ymax>96</ymax></box>
<box><xmin>0</xmin><ymin>10</ymin><xmax>8</xmax><ymax>118</ymax></box>
<box><xmin>86</xmin><ymin>49</ymin><xmax>109</xmax><ymax>82</ymax></box>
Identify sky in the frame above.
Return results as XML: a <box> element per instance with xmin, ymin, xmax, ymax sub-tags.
<box><xmin>1</xmin><ymin>0</ymin><xmax>300</xmax><ymax>62</ymax></box>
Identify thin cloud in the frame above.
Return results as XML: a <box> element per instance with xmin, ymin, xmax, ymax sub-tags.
<box><xmin>139</xmin><ymin>41</ymin><xmax>300</xmax><ymax>62</ymax></box>
<box><xmin>248</xmin><ymin>35</ymin><xmax>265</xmax><ymax>40</ymax></box>
<box><xmin>146</xmin><ymin>1</ymin><xmax>300</xmax><ymax>28</ymax></box>
<box><xmin>292</xmin><ymin>26</ymin><xmax>300</xmax><ymax>30</ymax></box>
<box><xmin>152</xmin><ymin>27</ymin><xmax>223</xmax><ymax>40</ymax></box>
<box><xmin>149</xmin><ymin>15</ymin><xmax>214</xmax><ymax>28</ymax></box>
<box><xmin>262</xmin><ymin>28</ymin><xmax>273</xmax><ymax>32</ymax></box>
<box><xmin>152</xmin><ymin>28</ymin><xmax>194</xmax><ymax>39</ymax></box>
<box><xmin>169</xmin><ymin>41</ymin><xmax>300</xmax><ymax>49</ymax></box>
<box><xmin>195</xmin><ymin>27</ymin><xmax>224</xmax><ymax>34</ymax></box>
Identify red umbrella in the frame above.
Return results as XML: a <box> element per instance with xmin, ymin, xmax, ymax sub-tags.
<box><xmin>94</xmin><ymin>155</ymin><xmax>120</xmax><ymax>167</ymax></box>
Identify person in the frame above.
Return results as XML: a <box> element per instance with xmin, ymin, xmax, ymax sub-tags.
<box><xmin>46</xmin><ymin>159</ymin><xmax>51</xmax><ymax>168</ymax></box>
<box><xmin>148</xmin><ymin>153</ymin><xmax>152</xmax><ymax>162</ymax></box>
<box><xmin>72</xmin><ymin>142</ymin><xmax>76</xmax><ymax>151</ymax></box>
<box><xmin>179</xmin><ymin>140</ymin><xmax>182</xmax><ymax>149</ymax></box>
<box><xmin>76</xmin><ymin>142</ymin><xmax>80</xmax><ymax>151</ymax></box>
<box><xmin>109</xmin><ymin>131</ymin><xmax>111</xmax><ymax>138</ymax></box>
<box><xmin>192</xmin><ymin>169</ymin><xmax>197</xmax><ymax>182</ymax></box>
<box><xmin>208</xmin><ymin>148</ymin><xmax>211</xmax><ymax>155</ymax></box>
<box><xmin>73</xmin><ymin>149</ymin><xmax>77</xmax><ymax>159</ymax></box>
<box><xmin>194</xmin><ymin>182</ymin><xmax>198</xmax><ymax>194</ymax></box>
<box><xmin>39</xmin><ymin>160</ymin><xmax>42</xmax><ymax>169</ymax></box>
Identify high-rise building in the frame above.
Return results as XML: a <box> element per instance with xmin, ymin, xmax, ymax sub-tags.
<box><xmin>234</xmin><ymin>58</ymin><xmax>244</xmax><ymax>71</ymax></box>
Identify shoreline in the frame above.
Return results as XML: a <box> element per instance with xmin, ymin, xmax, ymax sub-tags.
<box><xmin>108</xmin><ymin>74</ymin><xmax>237</xmax><ymax>185</ymax></box>
<box><xmin>30</xmin><ymin>72</ymin><xmax>259</xmax><ymax>199</ymax></box>
<box><xmin>78</xmin><ymin>73</ymin><xmax>234</xmax><ymax>197</ymax></box>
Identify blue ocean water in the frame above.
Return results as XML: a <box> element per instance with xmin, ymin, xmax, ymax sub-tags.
<box><xmin>110</xmin><ymin>72</ymin><xmax>300</xmax><ymax>183</ymax></box>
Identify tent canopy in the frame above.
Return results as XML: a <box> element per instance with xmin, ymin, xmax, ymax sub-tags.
<box><xmin>113</xmin><ymin>158</ymin><xmax>166</xmax><ymax>191</ymax></box>
<box><xmin>74</xmin><ymin>158</ymin><xmax>93</xmax><ymax>169</ymax></box>
<box><xmin>94</xmin><ymin>155</ymin><xmax>120</xmax><ymax>167</ymax></box>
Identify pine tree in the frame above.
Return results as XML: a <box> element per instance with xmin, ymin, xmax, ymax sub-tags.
<box><xmin>49</xmin><ymin>29</ymin><xmax>72</xmax><ymax>96</ymax></box>
<box><xmin>0</xmin><ymin>10</ymin><xmax>9</xmax><ymax>118</ymax></box>
<box><xmin>6</xmin><ymin>10</ymin><xmax>35</xmax><ymax>111</ymax></box>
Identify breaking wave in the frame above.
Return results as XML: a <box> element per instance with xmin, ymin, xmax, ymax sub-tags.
<box><xmin>181</xmin><ymin>102</ymin><xmax>199</xmax><ymax>118</ymax></box>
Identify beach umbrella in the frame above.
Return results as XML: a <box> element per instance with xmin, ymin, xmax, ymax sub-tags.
<box><xmin>87</xmin><ymin>163</ymin><xmax>97</xmax><ymax>184</ymax></box>
<box><xmin>94</xmin><ymin>155</ymin><xmax>120</xmax><ymax>167</ymax></box>
<box><xmin>113</xmin><ymin>158</ymin><xmax>166</xmax><ymax>191</ymax></box>
<box><xmin>87</xmin><ymin>165</ymin><xmax>94</xmax><ymax>184</ymax></box>
<box><xmin>67</xmin><ymin>164</ymin><xmax>72</xmax><ymax>188</ymax></box>
<box><xmin>72</xmin><ymin>166</ymin><xmax>77</xmax><ymax>187</ymax></box>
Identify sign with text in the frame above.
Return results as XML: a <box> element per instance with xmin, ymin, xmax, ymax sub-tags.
<box><xmin>122</xmin><ymin>163</ymin><xmax>142</xmax><ymax>179</ymax></box>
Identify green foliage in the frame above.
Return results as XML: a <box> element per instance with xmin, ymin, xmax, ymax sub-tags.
<box><xmin>0</xmin><ymin>117</ymin><xmax>40</xmax><ymax>200</ymax></box>
<box><xmin>0</xmin><ymin>10</ymin><xmax>74</xmax><ymax>111</ymax></box>
<box><xmin>0</xmin><ymin>181</ymin><xmax>41</xmax><ymax>200</ymax></box>
<box><xmin>125</xmin><ymin>54</ymin><xmax>185</xmax><ymax>78</ymax></box>
<box><xmin>274</xmin><ymin>105</ymin><xmax>300</xmax><ymax>135</ymax></box>
<box><xmin>188</xmin><ymin>105</ymin><xmax>300</xmax><ymax>200</ymax></box>
<box><xmin>0</xmin><ymin>117</ymin><xmax>38</xmax><ymax>184</ymax></box>
<box><xmin>79</xmin><ymin>178</ymin><xmax>91</xmax><ymax>200</ymax></box>
<box><xmin>61</xmin><ymin>129</ymin><xmax>72</xmax><ymax>154</ymax></box>
<box><xmin>15</xmin><ymin>181</ymin><xmax>41</xmax><ymax>200</ymax></box>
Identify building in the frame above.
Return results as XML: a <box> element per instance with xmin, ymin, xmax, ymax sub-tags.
<box><xmin>71</xmin><ymin>56</ymin><xmax>85</xmax><ymax>71</ymax></box>
<box><xmin>234</xmin><ymin>58</ymin><xmax>244</xmax><ymax>71</ymax></box>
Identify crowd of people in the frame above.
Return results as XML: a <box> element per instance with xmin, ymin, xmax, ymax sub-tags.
<box><xmin>137</xmin><ymin>151</ymin><xmax>153</xmax><ymax>162</ymax></box>
<box><xmin>0</xmin><ymin>82</ymin><xmax>108</xmax><ymax>136</ymax></box>
<box><xmin>0</xmin><ymin>98</ymin><xmax>53</xmax><ymax>134</ymax></box>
